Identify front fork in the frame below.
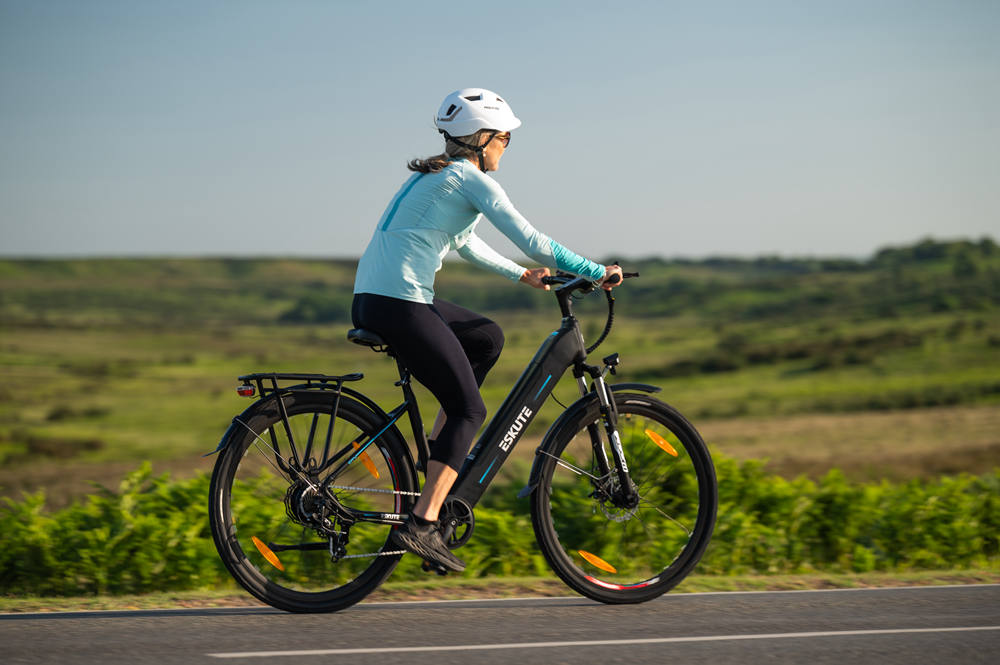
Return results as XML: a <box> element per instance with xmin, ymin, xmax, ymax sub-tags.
<box><xmin>577</xmin><ymin>356</ymin><xmax>639</xmax><ymax>508</ymax></box>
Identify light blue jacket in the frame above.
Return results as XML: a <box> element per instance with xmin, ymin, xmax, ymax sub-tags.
<box><xmin>354</xmin><ymin>159</ymin><xmax>605</xmax><ymax>304</ymax></box>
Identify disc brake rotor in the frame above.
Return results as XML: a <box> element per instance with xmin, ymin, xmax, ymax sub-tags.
<box><xmin>593</xmin><ymin>476</ymin><xmax>639</xmax><ymax>523</ymax></box>
<box><xmin>599</xmin><ymin>499</ymin><xmax>638</xmax><ymax>522</ymax></box>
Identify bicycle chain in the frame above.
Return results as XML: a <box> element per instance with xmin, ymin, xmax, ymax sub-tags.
<box><xmin>341</xmin><ymin>549</ymin><xmax>406</xmax><ymax>559</ymax></box>
<box><xmin>327</xmin><ymin>484</ymin><xmax>422</xmax><ymax>497</ymax></box>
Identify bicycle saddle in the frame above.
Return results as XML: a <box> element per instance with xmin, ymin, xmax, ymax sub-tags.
<box><xmin>347</xmin><ymin>328</ymin><xmax>387</xmax><ymax>349</ymax></box>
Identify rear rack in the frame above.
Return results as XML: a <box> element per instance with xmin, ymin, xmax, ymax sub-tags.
<box><xmin>238</xmin><ymin>372</ymin><xmax>364</xmax><ymax>398</ymax></box>
<box><xmin>230</xmin><ymin>372</ymin><xmax>367</xmax><ymax>473</ymax></box>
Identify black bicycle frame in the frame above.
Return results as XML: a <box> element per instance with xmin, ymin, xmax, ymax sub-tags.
<box><xmin>451</xmin><ymin>277</ymin><xmax>623</xmax><ymax>508</ymax></box>
<box><xmin>227</xmin><ymin>278</ymin><xmax>625</xmax><ymax>529</ymax></box>
<box><xmin>328</xmin><ymin>287</ymin><xmax>591</xmax><ymax>520</ymax></box>
<box><xmin>452</xmin><ymin>311</ymin><xmax>586</xmax><ymax>505</ymax></box>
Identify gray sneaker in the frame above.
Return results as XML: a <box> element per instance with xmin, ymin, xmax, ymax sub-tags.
<box><xmin>391</xmin><ymin>519</ymin><xmax>466</xmax><ymax>573</ymax></box>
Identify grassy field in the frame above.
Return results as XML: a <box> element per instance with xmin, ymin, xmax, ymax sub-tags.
<box><xmin>1</xmin><ymin>241</ymin><xmax>999</xmax><ymax>507</ymax></box>
<box><xmin>2</xmin><ymin>315</ymin><xmax>998</xmax><ymax>507</ymax></box>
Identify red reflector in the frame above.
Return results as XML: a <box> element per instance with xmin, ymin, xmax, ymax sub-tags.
<box><xmin>236</xmin><ymin>384</ymin><xmax>256</xmax><ymax>397</ymax></box>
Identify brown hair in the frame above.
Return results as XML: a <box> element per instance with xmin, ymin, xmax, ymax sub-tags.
<box><xmin>407</xmin><ymin>129</ymin><xmax>494</xmax><ymax>173</ymax></box>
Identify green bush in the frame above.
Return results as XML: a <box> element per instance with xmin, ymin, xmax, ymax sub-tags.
<box><xmin>0</xmin><ymin>465</ymin><xmax>223</xmax><ymax>595</ymax></box>
<box><xmin>1</xmin><ymin>460</ymin><xmax>997</xmax><ymax>596</ymax></box>
<box><xmin>703</xmin><ymin>458</ymin><xmax>1000</xmax><ymax>574</ymax></box>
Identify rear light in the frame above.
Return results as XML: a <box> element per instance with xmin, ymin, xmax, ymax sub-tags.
<box><xmin>236</xmin><ymin>383</ymin><xmax>256</xmax><ymax>397</ymax></box>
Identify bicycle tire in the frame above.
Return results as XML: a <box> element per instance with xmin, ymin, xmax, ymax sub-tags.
<box><xmin>209</xmin><ymin>391</ymin><xmax>417</xmax><ymax>613</ymax></box>
<box><xmin>530</xmin><ymin>393</ymin><xmax>717</xmax><ymax>604</ymax></box>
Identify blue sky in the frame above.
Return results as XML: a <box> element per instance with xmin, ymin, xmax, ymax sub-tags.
<box><xmin>1</xmin><ymin>0</ymin><xmax>997</xmax><ymax>260</ymax></box>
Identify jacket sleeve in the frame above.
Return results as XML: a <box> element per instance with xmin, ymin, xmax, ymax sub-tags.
<box><xmin>461</xmin><ymin>170</ymin><xmax>606</xmax><ymax>281</ymax></box>
<box><xmin>455</xmin><ymin>229</ymin><xmax>526</xmax><ymax>281</ymax></box>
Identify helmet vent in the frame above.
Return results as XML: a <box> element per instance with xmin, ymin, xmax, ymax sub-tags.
<box><xmin>463</xmin><ymin>94</ymin><xmax>482</xmax><ymax>101</ymax></box>
<box><xmin>445</xmin><ymin>104</ymin><xmax>458</xmax><ymax>116</ymax></box>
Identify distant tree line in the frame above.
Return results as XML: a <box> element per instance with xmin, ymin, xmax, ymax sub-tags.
<box><xmin>1</xmin><ymin>237</ymin><xmax>996</xmax><ymax>327</ymax></box>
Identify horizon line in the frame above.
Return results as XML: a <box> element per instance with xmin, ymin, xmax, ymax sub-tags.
<box><xmin>0</xmin><ymin>233</ymin><xmax>995</xmax><ymax>265</ymax></box>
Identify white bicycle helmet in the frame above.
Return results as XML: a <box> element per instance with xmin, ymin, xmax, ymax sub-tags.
<box><xmin>434</xmin><ymin>88</ymin><xmax>521</xmax><ymax>136</ymax></box>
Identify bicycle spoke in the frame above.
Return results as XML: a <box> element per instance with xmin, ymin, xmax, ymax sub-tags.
<box><xmin>537</xmin><ymin>449</ymin><xmax>606</xmax><ymax>482</ymax></box>
<box><xmin>234</xmin><ymin>417</ymin><xmax>318</xmax><ymax>490</ymax></box>
<box><xmin>637</xmin><ymin>494</ymin><xmax>692</xmax><ymax>536</ymax></box>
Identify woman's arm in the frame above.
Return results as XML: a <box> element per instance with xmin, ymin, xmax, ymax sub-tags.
<box><xmin>461</xmin><ymin>170</ymin><xmax>606</xmax><ymax>281</ymax></box>
<box><xmin>457</xmin><ymin>234</ymin><xmax>553</xmax><ymax>290</ymax></box>
<box><xmin>455</xmin><ymin>231</ymin><xmax>527</xmax><ymax>282</ymax></box>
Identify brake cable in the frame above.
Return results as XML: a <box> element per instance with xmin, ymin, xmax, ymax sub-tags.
<box><xmin>586</xmin><ymin>289</ymin><xmax>616</xmax><ymax>354</ymax></box>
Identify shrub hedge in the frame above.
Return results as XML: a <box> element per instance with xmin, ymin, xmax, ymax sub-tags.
<box><xmin>1</xmin><ymin>459</ymin><xmax>997</xmax><ymax>596</ymax></box>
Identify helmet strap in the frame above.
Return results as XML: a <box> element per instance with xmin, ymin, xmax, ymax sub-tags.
<box><xmin>441</xmin><ymin>130</ymin><xmax>498</xmax><ymax>172</ymax></box>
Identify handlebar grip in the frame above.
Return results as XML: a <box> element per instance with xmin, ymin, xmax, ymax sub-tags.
<box><xmin>603</xmin><ymin>271</ymin><xmax>638</xmax><ymax>286</ymax></box>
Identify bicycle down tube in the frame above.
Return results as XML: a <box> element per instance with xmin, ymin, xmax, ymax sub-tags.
<box><xmin>451</xmin><ymin>277</ymin><xmax>601</xmax><ymax>508</ymax></box>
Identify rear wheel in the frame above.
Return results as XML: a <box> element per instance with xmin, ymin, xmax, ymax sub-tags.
<box><xmin>531</xmin><ymin>394</ymin><xmax>716</xmax><ymax>603</ymax></box>
<box><xmin>209</xmin><ymin>392</ymin><xmax>417</xmax><ymax>613</ymax></box>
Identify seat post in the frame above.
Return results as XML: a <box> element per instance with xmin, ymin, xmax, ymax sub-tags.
<box><xmin>394</xmin><ymin>358</ymin><xmax>430</xmax><ymax>473</ymax></box>
<box><xmin>393</xmin><ymin>358</ymin><xmax>411</xmax><ymax>387</ymax></box>
<box><xmin>347</xmin><ymin>327</ymin><xmax>430</xmax><ymax>472</ymax></box>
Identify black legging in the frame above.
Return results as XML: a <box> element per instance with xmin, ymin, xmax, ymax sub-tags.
<box><xmin>351</xmin><ymin>293</ymin><xmax>504</xmax><ymax>471</ymax></box>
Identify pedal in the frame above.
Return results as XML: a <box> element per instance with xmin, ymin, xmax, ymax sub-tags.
<box><xmin>420</xmin><ymin>560</ymin><xmax>449</xmax><ymax>576</ymax></box>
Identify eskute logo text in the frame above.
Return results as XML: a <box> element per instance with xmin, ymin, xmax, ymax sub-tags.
<box><xmin>499</xmin><ymin>406</ymin><xmax>533</xmax><ymax>451</ymax></box>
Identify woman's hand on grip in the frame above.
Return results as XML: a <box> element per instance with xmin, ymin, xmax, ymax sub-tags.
<box><xmin>601</xmin><ymin>264</ymin><xmax>624</xmax><ymax>290</ymax></box>
<box><xmin>520</xmin><ymin>267</ymin><xmax>552</xmax><ymax>290</ymax></box>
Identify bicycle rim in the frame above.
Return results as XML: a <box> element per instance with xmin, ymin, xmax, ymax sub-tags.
<box><xmin>532</xmin><ymin>395</ymin><xmax>716</xmax><ymax>603</ymax></box>
<box><xmin>210</xmin><ymin>393</ymin><xmax>416</xmax><ymax>612</ymax></box>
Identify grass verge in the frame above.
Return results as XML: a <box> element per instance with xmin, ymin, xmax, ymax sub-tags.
<box><xmin>2</xmin><ymin>569</ymin><xmax>998</xmax><ymax>613</ymax></box>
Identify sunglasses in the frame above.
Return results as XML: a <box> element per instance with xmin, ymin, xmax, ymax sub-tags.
<box><xmin>493</xmin><ymin>132</ymin><xmax>511</xmax><ymax>147</ymax></box>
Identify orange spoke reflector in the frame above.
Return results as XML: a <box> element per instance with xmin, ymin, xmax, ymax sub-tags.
<box><xmin>578</xmin><ymin>550</ymin><xmax>617</xmax><ymax>573</ymax></box>
<box><xmin>352</xmin><ymin>441</ymin><xmax>381</xmax><ymax>479</ymax></box>
<box><xmin>645</xmin><ymin>429</ymin><xmax>678</xmax><ymax>457</ymax></box>
<box><xmin>251</xmin><ymin>536</ymin><xmax>285</xmax><ymax>572</ymax></box>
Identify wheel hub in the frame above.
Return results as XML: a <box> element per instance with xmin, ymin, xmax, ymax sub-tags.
<box><xmin>284</xmin><ymin>480</ymin><xmax>327</xmax><ymax>526</ymax></box>
<box><xmin>592</xmin><ymin>476</ymin><xmax>640</xmax><ymax>522</ymax></box>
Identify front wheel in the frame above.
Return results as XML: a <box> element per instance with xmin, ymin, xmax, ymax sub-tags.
<box><xmin>531</xmin><ymin>394</ymin><xmax>717</xmax><ymax>604</ymax></box>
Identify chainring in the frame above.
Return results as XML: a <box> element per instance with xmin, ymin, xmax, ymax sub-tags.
<box><xmin>438</xmin><ymin>496</ymin><xmax>475</xmax><ymax>549</ymax></box>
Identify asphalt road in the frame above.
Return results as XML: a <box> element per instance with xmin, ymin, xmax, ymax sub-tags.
<box><xmin>2</xmin><ymin>585</ymin><xmax>998</xmax><ymax>665</ymax></box>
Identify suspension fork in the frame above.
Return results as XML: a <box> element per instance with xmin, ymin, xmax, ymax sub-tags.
<box><xmin>577</xmin><ymin>364</ymin><xmax>637</xmax><ymax>505</ymax></box>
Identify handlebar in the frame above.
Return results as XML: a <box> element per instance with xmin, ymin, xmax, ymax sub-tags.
<box><xmin>540</xmin><ymin>270</ymin><xmax>639</xmax><ymax>290</ymax></box>
<box><xmin>542</xmin><ymin>268</ymin><xmax>639</xmax><ymax>354</ymax></box>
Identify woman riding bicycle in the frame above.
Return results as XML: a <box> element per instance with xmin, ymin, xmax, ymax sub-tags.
<box><xmin>352</xmin><ymin>88</ymin><xmax>623</xmax><ymax>573</ymax></box>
